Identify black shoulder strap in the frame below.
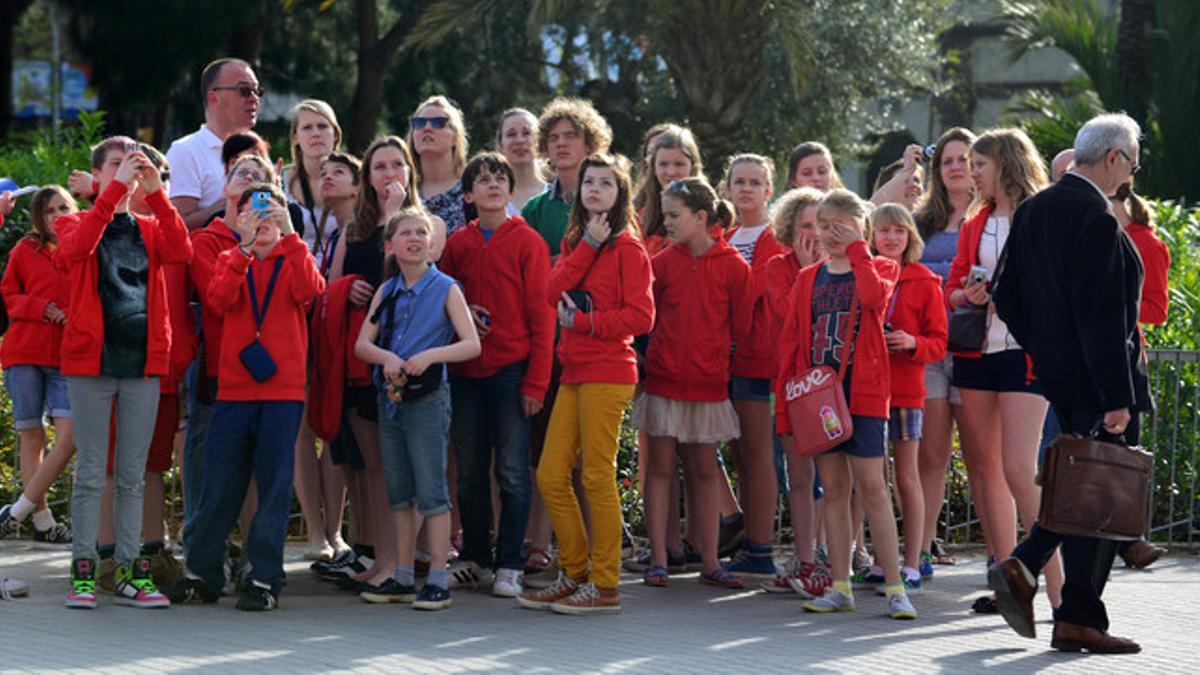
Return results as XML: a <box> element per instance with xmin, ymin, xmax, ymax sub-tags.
<box><xmin>247</xmin><ymin>257</ymin><xmax>285</xmax><ymax>336</ymax></box>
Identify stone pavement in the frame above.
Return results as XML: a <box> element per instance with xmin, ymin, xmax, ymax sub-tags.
<box><xmin>1</xmin><ymin>543</ymin><xmax>1197</xmax><ymax>673</ymax></box>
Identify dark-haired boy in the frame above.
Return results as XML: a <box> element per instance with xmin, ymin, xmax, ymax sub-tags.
<box><xmin>440</xmin><ymin>152</ymin><xmax>554</xmax><ymax>597</ymax></box>
<box><xmin>58</xmin><ymin>136</ymin><xmax>193</xmax><ymax>609</ymax></box>
<box><xmin>164</xmin><ymin>184</ymin><xmax>324</xmax><ymax>611</ymax></box>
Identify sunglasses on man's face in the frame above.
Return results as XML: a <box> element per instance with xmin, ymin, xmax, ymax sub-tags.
<box><xmin>212</xmin><ymin>84</ymin><xmax>265</xmax><ymax>99</ymax></box>
<box><xmin>410</xmin><ymin>116</ymin><xmax>450</xmax><ymax>131</ymax></box>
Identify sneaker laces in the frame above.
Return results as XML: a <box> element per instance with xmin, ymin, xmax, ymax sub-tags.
<box><xmin>540</xmin><ymin>573</ymin><xmax>577</xmax><ymax>598</ymax></box>
<box><xmin>569</xmin><ymin>582</ymin><xmax>599</xmax><ymax>603</ymax></box>
<box><xmin>72</xmin><ymin>576</ymin><xmax>96</xmax><ymax>595</ymax></box>
<box><xmin>42</xmin><ymin>522</ymin><xmax>71</xmax><ymax>541</ymax></box>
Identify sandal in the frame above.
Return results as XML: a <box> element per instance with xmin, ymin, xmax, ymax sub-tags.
<box><xmin>930</xmin><ymin>538</ymin><xmax>957</xmax><ymax>565</ymax></box>
<box><xmin>643</xmin><ymin>563</ymin><xmax>669</xmax><ymax>587</ymax></box>
<box><xmin>524</xmin><ymin>547</ymin><xmax>552</xmax><ymax>575</ymax></box>
<box><xmin>699</xmin><ymin>566</ymin><xmax>744</xmax><ymax>590</ymax></box>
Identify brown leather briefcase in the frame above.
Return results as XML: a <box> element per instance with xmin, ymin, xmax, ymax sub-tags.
<box><xmin>1037</xmin><ymin>434</ymin><xmax>1154</xmax><ymax>540</ymax></box>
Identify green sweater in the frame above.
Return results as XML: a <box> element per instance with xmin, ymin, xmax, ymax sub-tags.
<box><xmin>521</xmin><ymin>186</ymin><xmax>571</xmax><ymax>257</ymax></box>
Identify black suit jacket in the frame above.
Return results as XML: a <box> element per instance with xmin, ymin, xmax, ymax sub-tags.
<box><xmin>993</xmin><ymin>174</ymin><xmax>1149</xmax><ymax>415</ymax></box>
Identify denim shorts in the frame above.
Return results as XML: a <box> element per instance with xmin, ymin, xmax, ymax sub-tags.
<box><xmin>730</xmin><ymin>375</ymin><xmax>771</xmax><ymax>402</ymax></box>
<box><xmin>377</xmin><ymin>383</ymin><xmax>452</xmax><ymax>515</ymax></box>
<box><xmin>4</xmin><ymin>365</ymin><xmax>71</xmax><ymax>429</ymax></box>
<box><xmin>924</xmin><ymin>354</ymin><xmax>962</xmax><ymax>405</ymax></box>
<box><xmin>824</xmin><ymin>415</ymin><xmax>887</xmax><ymax>458</ymax></box>
<box><xmin>888</xmin><ymin>407</ymin><xmax>924</xmax><ymax>443</ymax></box>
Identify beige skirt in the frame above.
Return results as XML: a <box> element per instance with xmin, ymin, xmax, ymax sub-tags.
<box><xmin>632</xmin><ymin>393</ymin><xmax>741</xmax><ymax>444</ymax></box>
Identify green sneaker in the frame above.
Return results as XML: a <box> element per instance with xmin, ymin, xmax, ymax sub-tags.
<box><xmin>803</xmin><ymin>587</ymin><xmax>856</xmax><ymax>613</ymax></box>
<box><xmin>66</xmin><ymin>558</ymin><xmax>98</xmax><ymax>609</ymax></box>
<box><xmin>113</xmin><ymin>557</ymin><xmax>170</xmax><ymax>608</ymax></box>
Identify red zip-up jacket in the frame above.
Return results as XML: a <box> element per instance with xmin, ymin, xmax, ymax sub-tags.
<box><xmin>726</xmin><ymin>225</ymin><xmax>789</xmax><ymax>380</ymax></box>
<box><xmin>161</xmin><ymin>262</ymin><xmax>197</xmax><ymax>391</ymax></box>
<box><xmin>207</xmin><ymin>233</ymin><xmax>324</xmax><ymax>402</ymax></box>
<box><xmin>0</xmin><ymin>238</ymin><xmax>69</xmax><ymax>368</ymax></box>
<box><xmin>775</xmin><ymin>240</ymin><xmax>898</xmax><ymax>433</ymax></box>
<box><xmin>1124</xmin><ymin>221</ymin><xmax>1170</xmax><ymax>325</ymax></box>
<box><xmin>645</xmin><ymin>237</ymin><xmax>751</xmax><ymax>401</ymax></box>
<box><xmin>944</xmin><ymin>204</ymin><xmax>993</xmax><ymax>358</ymax></box>
<box><xmin>55</xmin><ymin>181</ymin><xmax>192</xmax><ymax>376</ymax></box>
<box><xmin>546</xmin><ymin>230</ymin><xmax>654</xmax><ymax>385</ymax></box>
<box><xmin>440</xmin><ymin>216</ymin><xmax>555</xmax><ymax>401</ymax></box>
<box><xmin>886</xmin><ymin>262</ymin><xmax>947</xmax><ymax>409</ymax></box>
<box><xmin>190</xmin><ymin>216</ymin><xmax>240</xmax><ymax>374</ymax></box>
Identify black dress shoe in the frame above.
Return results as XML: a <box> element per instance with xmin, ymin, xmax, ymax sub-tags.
<box><xmin>1051</xmin><ymin>621</ymin><xmax>1141</xmax><ymax>654</ymax></box>
<box><xmin>988</xmin><ymin>557</ymin><xmax>1038</xmax><ymax>638</ymax></box>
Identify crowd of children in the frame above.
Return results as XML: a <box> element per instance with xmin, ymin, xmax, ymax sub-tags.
<box><xmin>0</xmin><ymin>58</ymin><xmax>1171</xmax><ymax>626</ymax></box>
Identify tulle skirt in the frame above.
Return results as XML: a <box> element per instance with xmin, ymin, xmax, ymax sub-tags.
<box><xmin>631</xmin><ymin>393</ymin><xmax>741</xmax><ymax>444</ymax></box>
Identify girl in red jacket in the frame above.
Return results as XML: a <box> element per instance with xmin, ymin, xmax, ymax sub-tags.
<box><xmin>518</xmin><ymin>153</ymin><xmax>654</xmax><ymax>614</ymax></box>
<box><xmin>775</xmin><ymin>189</ymin><xmax>916</xmax><ymax>619</ymax></box>
<box><xmin>760</xmin><ymin>186</ymin><xmax>829</xmax><ymax>597</ymax></box>
<box><xmin>0</xmin><ymin>186</ymin><xmax>77</xmax><ymax>547</ymax></box>
<box><xmin>634</xmin><ymin>125</ymin><xmax>703</xmax><ymax>257</ymax></box>
<box><xmin>633</xmin><ymin>176</ymin><xmax>751</xmax><ymax>590</ymax></box>
<box><xmin>721</xmin><ymin>154</ymin><xmax>788</xmax><ymax>577</ymax></box>
<box><xmin>869</xmin><ymin>203</ymin><xmax>947</xmax><ymax>593</ymax></box>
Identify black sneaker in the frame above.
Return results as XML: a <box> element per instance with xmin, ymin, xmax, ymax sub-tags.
<box><xmin>311</xmin><ymin>548</ymin><xmax>354</xmax><ymax>576</ymax></box>
<box><xmin>161</xmin><ymin>577</ymin><xmax>220</xmax><ymax>604</ymax></box>
<box><xmin>236</xmin><ymin>580</ymin><xmax>278</xmax><ymax>611</ymax></box>
<box><xmin>32</xmin><ymin>522</ymin><xmax>72</xmax><ymax>550</ymax></box>
<box><xmin>360</xmin><ymin>578</ymin><xmax>416</xmax><ymax>604</ymax></box>
<box><xmin>315</xmin><ymin>549</ymin><xmax>371</xmax><ymax>581</ymax></box>
<box><xmin>413</xmin><ymin>584</ymin><xmax>451</xmax><ymax>611</ymax></box>
<box><xmin>0</xmin><ymin>504</ymin><xmax>19</xmax><ymax>539</ymax></box>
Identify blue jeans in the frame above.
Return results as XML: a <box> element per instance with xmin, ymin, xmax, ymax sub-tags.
<box><xmin>377</xmin><ymin>384</ymin><xmax>452</xmax><ymax>516</ymax></box>
<box><xmin>181</xmin><ymin>359</ymin><xmax>216</xmax><ymax>556</ymax></box>
<box><xmin>450</xmin><ymin>363</ymin><xmax>532</xmax><ymax>571</ymax></box>
<box><xmin>4</xmin><ymin>365</ymin><xmax>71</xmax><ymax>428</ymax></box>
<box><xmin>1037</xmin><ymin>402</ymin><xmax>1062</xmax><ymax>468</ymax></box>
<box><xmin>185</xmin><ymin>400</ymin><xmax>302</xmax><ymax>594</ymax></box>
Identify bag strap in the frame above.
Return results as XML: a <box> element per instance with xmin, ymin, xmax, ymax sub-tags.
<box><xmin>835</xmin><ymin>293</ymin><xmax>859</xmax><ymax>382</ymax></box>
<box><xmin>247</xmin><ymin>257</ymin><xmax>285</xmax><ymax>337</ymax></box>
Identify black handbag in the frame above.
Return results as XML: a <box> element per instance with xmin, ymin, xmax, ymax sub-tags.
<box><xmin>239</xmin><ymin>257</ymin><xmax>285</xmax><ymax>383</ymax></box>
<box><xmin>947</xmin><ymin>303</ymin><xmax>987</xmax><ymax>352</ymax></box>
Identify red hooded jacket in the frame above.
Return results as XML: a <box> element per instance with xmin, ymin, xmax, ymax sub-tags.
<box><xmin>0</xmin><ymin>238</ymin><xmax>69</xmax><ymax>368</ymax></box>
<box><xmin>440</xmin><ymin>217</ymin><xmax>555</xmax><ymax>401</ymax></box>
<box><xmin>1124</xmin><ymin>222</ymin><xmax>1170</xmax><ymax>325</ymax></box>
<box><xmin>160</xmin><ymin>262</ymin><xmax>197</xmax><ymax>391</ymax></box>
<box><xmin>207</xmin><ymin>233</ymin><xmax>324</xmax><ymax>402</ymax></box>
<box><xmin>308</xmin><ymin>275</ymin><xmax>370</xmax><ymax>441</ymax></box>
<box><xmin>55</xmin><ymin>181</ymin><xmax>192</xmax><ymax>376</ymax></box>
<box><xmin>645</xmin><ymin>237</ymin><xmax>751</xmax><ymax>401</ymax></box>
<box><xmin>190</xmin><ymin>216</ymin><xmax>240</xmax><ymax>374</ymax></box>
<box><xmin>725</xmin><ymin>225</ymin><xmax>788</xmax><ymax>380</ymax></box>
<box><xmin>775</xmin><ymin>240</ymin><xmax>898</xmax><ymax>433</ymax></box>
<box><xmin>546</xmin><ymin>230</ymin><xmax>655</xmax><ymax>385</ymax></box>
<box><xmin>885</xmin><ymin>262</ymin><xmax>947</xmax><ymax>408</ymax></box>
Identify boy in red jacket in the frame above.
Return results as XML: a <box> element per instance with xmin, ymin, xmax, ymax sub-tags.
<box><xmin>164</xmin><ymin>184</ymin><xmax>324</xmax><ymax>611</ymax></box>
<box><xmin>57</xmin><ymin>136</ymin><xmax>192</xmax><ymax>610</ymax></box>
<box><xmin>439</xmin><ymin>152</ymin><xmax>554</xmax><ymax>596</ymax></box>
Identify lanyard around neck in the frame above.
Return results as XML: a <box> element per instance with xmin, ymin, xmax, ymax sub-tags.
<box><xmin>247</xmin><ymin>257</ymin><xmax>285</xmax><ymax>338</ymax></box>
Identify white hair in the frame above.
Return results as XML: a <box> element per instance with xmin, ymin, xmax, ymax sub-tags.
<box><xmin>1073</xmin><ymin>113</ymin><xmax>1141</xmax><ymax>166</ymax></box>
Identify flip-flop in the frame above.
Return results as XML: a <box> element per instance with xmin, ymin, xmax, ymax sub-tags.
<box><xmin>931</xmin><ymin>539</ymin><xmax>957</xmax><ymax>565</ymax></box>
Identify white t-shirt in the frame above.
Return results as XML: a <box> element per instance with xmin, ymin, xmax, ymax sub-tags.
<box><xmin>165</xmin><ymin>125</ymin><xmax>226</xmax><ymax>209</ymax></box>
<box><xmin>283</xmin><ymin>175</ymin><xmax>339</xmax><ymax>266</ymax></box>
<box><xmin>979</xmin><ymin>215</ymin><xmax>1019</xmax><ymax>353</ymax></box>
<box><xmin>728</xmin><ymin>224</ymin><xmax>768</xmax><ymax>265</ymax></box>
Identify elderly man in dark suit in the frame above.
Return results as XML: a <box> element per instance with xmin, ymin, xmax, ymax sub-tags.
<box><xmin>988</xmin><ymin>113</ymin><xmax>1149</xmax><ymax>654</ymax></box>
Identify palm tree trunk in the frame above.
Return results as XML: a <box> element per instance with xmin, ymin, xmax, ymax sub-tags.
<box><xmin>1117</xmin><ymin>0</ymin><xmax>1155</xmax><ymax>126</ymax></box>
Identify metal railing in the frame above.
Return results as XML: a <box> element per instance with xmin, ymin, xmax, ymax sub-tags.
<box><xmin>3</xmin><ymin>349</ymin><xmax>1198</xmax><ymax>545</ymax></box>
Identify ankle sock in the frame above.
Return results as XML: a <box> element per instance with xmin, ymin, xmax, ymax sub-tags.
<box><xmin>427</xmin><ymin>567</ymin><xmax>449</xmax><ymax>590</ymax></box>
<box><xmin>98</xmin><ymin>544</ymin><xmax>116</xmax><ymax>561</ymax></box>
<box><xmin>394</xmin><ymin>565</ymin><xmax>415</xmax><ymax>586</ymax></box>
<box><xmin>31</xmin><ymin>507</ymin><xmax>55</xmax><ymax>531</ymax></box>
<box><xmin>141</xmin><ymin>540</ymin><xmax>165</xmax><ymax>556</ymax></box>
<box><xmin>833</xmin><ymin>579</ymin><xmax>852</xmax><ymax>596</ymax></box>
<box><xmin>11</xmin><ymin>495</ymin><xmax>36</xmax><ymax>521</ymax></box>
<box><xmin>884</xmin><ymin>583</ymin><xmax>905</xmax><ymax>599</ymax></box>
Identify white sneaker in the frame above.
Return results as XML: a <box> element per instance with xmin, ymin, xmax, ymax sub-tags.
<box><xmin>888</xmin><ymin>590</ymin><xmax>918</xmax><ymax>619</ymax></box>
<box><xmin>803</xmin><ymin>586</ymin><xmax>855</xmax><ymax>613</ymax></box>
<box><xmin>2</xmin><ymin>572</ymin><xmax>29</xmax><ymax>599</ymax></box>
<box><xmin>448</xmin><ymin>560</ymin><xmax>493</xmax><ymax>589</ymax></box>
<box><xmin>492</xmin><ymin>568</ymin><xmax>524</xmax><ymax>597</ymax></box>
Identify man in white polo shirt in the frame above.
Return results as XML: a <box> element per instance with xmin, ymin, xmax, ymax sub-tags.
<box><xmin>166</xmin><ymin>57</ymin><xmax>261</xmax><ymax>231</ymax></box>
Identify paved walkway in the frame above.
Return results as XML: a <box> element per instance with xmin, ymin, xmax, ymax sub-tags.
<box><xmin>1</xmin><ymin>543</ymin><xmax>1197</xmax><ymax>673</ymax></box>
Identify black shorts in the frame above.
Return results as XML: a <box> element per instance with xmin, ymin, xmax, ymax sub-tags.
<box><xmin>952</xmin><ymin>349</ymin><xmax>1042</xmax><ymax>394</ymax></box>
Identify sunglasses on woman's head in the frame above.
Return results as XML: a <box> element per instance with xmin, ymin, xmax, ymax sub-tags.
<box><xmin>665</xmin><ymin>180</ymin><xmax>691</xmax><ymax>195</ymax></box>
<box><xmin>410</xmin><ymin>116</ymin><xmax>450</xmax><ymax>130</ymax></box>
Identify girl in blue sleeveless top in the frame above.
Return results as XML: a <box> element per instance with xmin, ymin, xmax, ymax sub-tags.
<box><xmin>354</xmin><ymin>207</ymin><xmax>480</xmax><ymax>610</ymax></box>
